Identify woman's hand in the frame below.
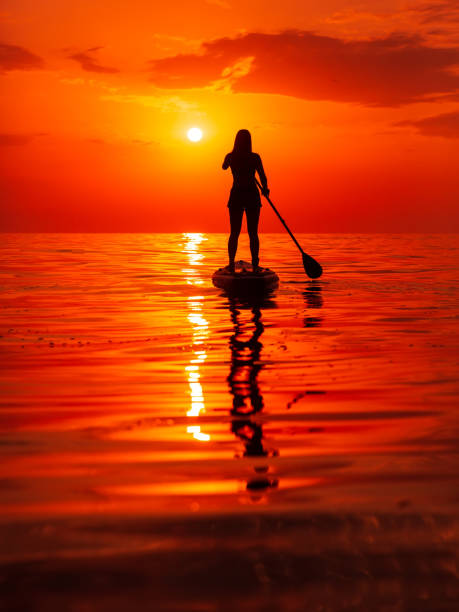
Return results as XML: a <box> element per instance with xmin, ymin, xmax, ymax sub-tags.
<box><xmin>262</xmin><ymin>187</ymin><xmax>270</xmax><ymax>198</ymax></box>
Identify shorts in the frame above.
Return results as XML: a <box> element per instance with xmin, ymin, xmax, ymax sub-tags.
<box><xmin>227</xmin><ymin>185</ymin><xmax>261</xmax><ymax>210</ymax></box>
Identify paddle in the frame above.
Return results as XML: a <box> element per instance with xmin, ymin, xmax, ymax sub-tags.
<box><xmin>255</xmin><ymin>179</ymin><xmax>323</xmax><ymax>279</ymax></box>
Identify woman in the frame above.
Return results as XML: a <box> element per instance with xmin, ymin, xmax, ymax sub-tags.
<box><xmin>223</xmin><ymin>129</ymin><xmax>269</xmax><ymax>273</ymax></box>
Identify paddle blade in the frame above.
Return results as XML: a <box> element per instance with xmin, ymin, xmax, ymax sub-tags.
<box><xmin>302</xmin><ymin>252</ymin><xmax>323</xmax><ymax>279</ymax></box>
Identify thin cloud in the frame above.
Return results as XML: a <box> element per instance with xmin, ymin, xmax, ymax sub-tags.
<box><xmin>100</xmin><ymin>92</ymin><xmax>196</xmax><ymax>112</ymax></box>
<box><xmin>322</xmin><ymin>2</ymin><xmax>459</xmax><ymax>46</ymax></box>
<box><xmin>131</xmin><ymin>139</ymin><xmax>157</xmax><ymax>146</ymax></box>
<box><xmin>0</xmin><ymin>42</ymin><xmax>44</xmax><ymax>72</ymax></box>
<box><xmin>0</xmin><ymin>133</ymin><xmax>46</xmax><ymax>146</ymax></box>
<box><xmin>326</xmin><ymin>1</ymin><xmax>459</xmax><ymax>27</ymax></box>
<box><xmin>69</xmin><ymin>47</ymin><xmax>119</xmax><ymax>74</ymax></box>
<box><xmin>396</xmin><ymin>110</ymin><xmax>459</xmax><ymax>138</ymax></box>
<box><xmin>148</xmin><ymin>30</ymin><xmax>459</xmax><ymax>107</ymax></box>
<box><xmin>412</xmin><ymin>1</ymin><xmax>459</xmax><ymax>25</ymax></box>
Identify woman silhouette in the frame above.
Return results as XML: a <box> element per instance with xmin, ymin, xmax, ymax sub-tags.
<box><xmin>223</xmin><ymin>130</ymin><xmax>269</xmax><ymax>273</ymax></box>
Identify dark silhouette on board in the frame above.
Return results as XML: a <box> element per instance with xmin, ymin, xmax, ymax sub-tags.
<box><xmin>223</xmin><ymin>129</ymin><xmax>269</xmax><ymax>274</ymax></box>
<box><xmin>222</xmin><ymin>129</ymin><xmax>323</xmax><ymax>282</ymax></box>
<box><xmin>227</xmin><ymin>296</ymin><xmax>278</xmax><ymax>496</ymax></box>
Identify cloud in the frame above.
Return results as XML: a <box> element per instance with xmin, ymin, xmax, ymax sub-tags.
<box><xmin>0</xmin><ymin>42</ymin><xmax>44</xmax><ymax>72</ymax></box>
<box><xmin>151</xmin><ymin>34</ymin><xmax>202</xmax><ymax>55</ymax></box>
<box><xmin>326</xmin><ymin>2</ymin><xmax>459</xmax><ymax>27</ymax></box>
<box><xmin>86</xmin><ymin>137</ymin><xmax>157</xmax><ymax>147</ymax></box>
<box><xmin>69</xmin><ymin>47</ymin><xmax>119</xmax><ymax>73</ymax></box>
<box><xmin>100</xmin><ymin>92</ymin><xmax>196</xmax><ymax>112</ymax></box>
<box><xmin>0</xmin><ymin>133</ymin><xmax>46</xmax><ymax>146</ymax></box>
<box><xmin>396</xmin><ymin>110</ymin><xmax>459</xmax><ymax>138</ymax></box>
<box><xmin>212</xmin><ymin>56</ymin><xmax>255</xmax><ymax>92</ymax></box>
<box><xmin>412</xmin><ymin>2</ymin><xmax>459</xmax><ymax>25</ymax></box>
<box><xmin>324</xmin><ymin>2</ymin><xmax>459</xmax><ymax>29</ymax></box>
<box><xmin>148</xmin><ymin>30</ymin><xmax>459</xmax><ymax>107</ymax></box>
<box><xmin>131</xmin><ymin>139</ymin><xmax>157</xmax><ymax>146</ymax></box>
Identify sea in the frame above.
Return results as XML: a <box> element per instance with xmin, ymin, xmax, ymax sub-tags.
<box><xmin>1</xmin><ymin>232</ymin><xmax>458</xmax><ymax>611</ymax></box>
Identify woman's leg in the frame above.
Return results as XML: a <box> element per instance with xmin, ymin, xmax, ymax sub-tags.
<box><xmin>228</xmin><ymin>207</ymin><xmax>244</xmax><ymax>270</ymax></box>
<box><xmin>246</xmin><ymin>206</ymin><xmax>261</xmax><ymax>269</ymax></box>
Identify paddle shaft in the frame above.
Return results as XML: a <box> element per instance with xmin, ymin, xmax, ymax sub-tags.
<box><xmin>255</xmin><ymin>178</ymin><xmax>304</xmax><ymax>255</ymax></box>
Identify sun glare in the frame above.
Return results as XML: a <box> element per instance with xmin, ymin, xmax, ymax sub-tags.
<box><xmin>187</xmin><ymin>127</ymin><xmax>203</xmax><ymax>142</ymax></box>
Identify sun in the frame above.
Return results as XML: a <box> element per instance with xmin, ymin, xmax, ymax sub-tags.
<box><xmin>187</xmin><ymin>127</ymin><xmax>203</xmax><ymax>142</ymax></box>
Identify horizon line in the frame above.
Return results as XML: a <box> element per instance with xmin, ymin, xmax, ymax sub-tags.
<box><xmin>1</xmin><ymin>231</ymin><xmax>458</xmax><ymax>235</ymax></box>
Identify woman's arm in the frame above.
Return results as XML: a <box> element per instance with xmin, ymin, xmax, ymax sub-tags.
<box><xmin>222</xmin><ymin>153</ymin><xmax>231</xmax><ymax>170</ymax></box>
<box><xmin>255</xmin><ymin>154</ymin><xmax>269</xmax><ymax>195</ymax></box>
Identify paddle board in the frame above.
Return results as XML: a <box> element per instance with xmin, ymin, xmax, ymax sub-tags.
<box><xmin>212</xmin><ymin>260</ymin><xmax>279</xmax><ymax>293</ymax></box>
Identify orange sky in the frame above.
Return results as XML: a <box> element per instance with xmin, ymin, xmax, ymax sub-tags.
<box><xmin>1</xmin><ymin>0</ymin><xmax>459</xmax><ymax>232</ymax></box>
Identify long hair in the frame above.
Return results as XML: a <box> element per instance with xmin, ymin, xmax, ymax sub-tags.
<box><xmin>232</xmin><ymin>129</ymin><xmax>252</xmax><ymax>156</ymax></box>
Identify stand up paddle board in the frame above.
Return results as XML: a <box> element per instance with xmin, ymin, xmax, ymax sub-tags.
<box><xmin>212</xmin><ymin>260</ymin><xmax>279</xmax><ymax>293</ymax></box>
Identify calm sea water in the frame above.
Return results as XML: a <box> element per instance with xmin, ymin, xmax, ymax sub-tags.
<box><xmin>1</xmin><ymin>233</ymin><xmax>458</xmax><ymax>611</ymax></box>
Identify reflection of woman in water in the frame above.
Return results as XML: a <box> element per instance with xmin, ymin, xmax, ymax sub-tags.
<box><xmin>228</xmin><ymin>299</ymin><xmax>265</xmax><ymax>456</ymax></box>
<box><xmin>227</xmin><ymin>297</ymin><xmax>278</xmax><ymax>492</ymax></box>
<box><xmin>222</xmin><ymin>130</ymin><xmax>269</xmax><ymax>274</ymax></box>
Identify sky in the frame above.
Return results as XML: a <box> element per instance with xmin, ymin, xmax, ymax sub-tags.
<box><xmin>1</xmin><ymin>0</ymin><xmax>459</xmax><ymax>232</ymax></box>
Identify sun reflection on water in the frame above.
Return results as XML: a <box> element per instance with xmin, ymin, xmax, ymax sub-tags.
<box><xmin>182</xmin><ymin>232</ymin><xmax>205</xmax><ymax>286</ymax></box>
<box><xmin>183</xmin><ymin>234</ymin><xmax>210</xmax><ymax>442</ymax></box>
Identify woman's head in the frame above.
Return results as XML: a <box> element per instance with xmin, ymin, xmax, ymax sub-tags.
<box><xmin>232</xmin><ymin>129</ymin><xmax>252</xmax><ymax>155</ymax></box>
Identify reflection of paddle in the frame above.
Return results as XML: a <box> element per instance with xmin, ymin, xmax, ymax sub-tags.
<box><xmin>255</xmin><ymin>179</ymin><xmax>323</xmax><ymax>279</ymax></box>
